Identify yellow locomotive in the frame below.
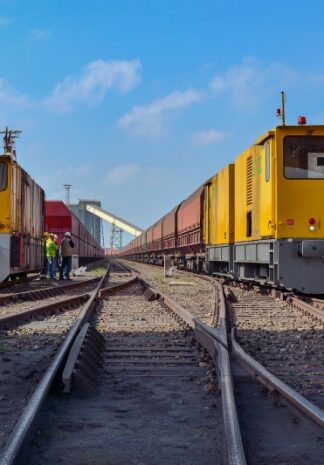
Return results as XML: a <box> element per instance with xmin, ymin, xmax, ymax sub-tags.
<box><xmin>122</xmin><ymin>117</ymin><xmax>324</xmax><ymax>294</ymax></box>
<box><xmin>0</xmin><ymin>128</ymin><xmax>44</xmax><ymax>281</ymax></box>
<box><xmin>205</xmin><ymin>121</ymin><xmax>324</xmax><ymax>293</ymax></box>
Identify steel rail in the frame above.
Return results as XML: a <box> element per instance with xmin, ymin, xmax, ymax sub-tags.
<box><xmin>0</xmin><ymin>276</ymin><xmax>100</xmax><ymax>306</ymax></box>
<box><xmin>100</xmin><ymin>275</ymin><xmax>138</xmax><ymax>298</ymax></box>
<box><xmin>0</xmin><ymin>294</ymin><xmax>90</xmax><ymax>329</ymax></box>
<box><xmin>287</xmin><ymin>295</ymin><xmax>324</xmax><ymax>322</ymax></box>
<box><xmin>136</xmin><ymin>276</ymin><xmax>246</xmax><ymax>465</ymax></box>
<box><xmin>0</xmin><ymin>266</ymin><xmax>110</xmax><ymax>465</ymax></box>
<box><xmin>231</xmin><ymin>330</ymin><xmax>324</xmax><ymax>428</ymax></box>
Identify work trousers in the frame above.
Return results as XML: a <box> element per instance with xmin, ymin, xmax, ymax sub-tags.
<box><xmin>60</xmin><ymin>256</ymin><xmax>72</xmax><ymax>279</ymax></box>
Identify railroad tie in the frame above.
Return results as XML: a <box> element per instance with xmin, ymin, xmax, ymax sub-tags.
<box><xmin>142</xmin><ymin>287</ymin><xmax>158</xmax><ymax>301</ymax></box>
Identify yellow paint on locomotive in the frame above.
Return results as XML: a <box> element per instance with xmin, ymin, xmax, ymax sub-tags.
<box><xmin>275</xmin><ymin>125</ymin><xmax>324</xmax><ymax>239</ymax></box>
<box><xmin>0</xmin><ymin>156</ymin><xmax>11</xmax><ymax>233</ymax></box>
<box><xmin>234</xmin><ymin>125</ymin><xmax>324</xmax><ymax>242</ymax></box>
<box><xmin>234</xmin><ymin>134</ymin><xmax>275</xmax><ymax>242</ymax></box>
<box><xmin>203</xmin><ymin>164</ymin><xmax>234</xmax><ymax>245</ymax></box>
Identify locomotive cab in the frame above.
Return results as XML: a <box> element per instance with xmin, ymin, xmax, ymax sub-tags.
<box><xmin>234</xmin><ymin>124</ymin><xmax>324</xmax><ymax>294</ymax></box>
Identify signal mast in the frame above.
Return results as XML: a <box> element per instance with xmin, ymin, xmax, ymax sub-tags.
<box><xmin>0</xmin><ymin>127</ymin><xmax>22</xmax><ymax>160</ymax></box>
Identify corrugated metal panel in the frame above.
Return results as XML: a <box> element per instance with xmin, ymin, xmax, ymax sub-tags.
<box><xmin>147</xmin><ymin>226</ymin><xmax>154</xmax><ymax>244</ymax></box>
<box><xmin>45</xmin><ymin>200</ymin><xmax>104</xmax><ymax>258</ymax></box>
<box><xmin>162</xmin><ymin>204</ymin><xmax>180</xmax><ymax>238</ymax></box>
<box><xmin>152</xmin><ymin>218</ymin><xmax>164</xmax><ymax>241</ymax></box>
<box><xmin>45</xmin><ymin>200</ymin><xmax>71</xmax><ymax>217</ymax></box>
<box><xmin>177</xmin><ymin>186</ymin><xmax>204</xmax><ymax>234</ymax></box>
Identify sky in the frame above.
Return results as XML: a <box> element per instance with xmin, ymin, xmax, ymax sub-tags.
<box><xmin>1</xmin><ymin>0</ymin><xmax>324</xmax><ymax>246</ymax></box>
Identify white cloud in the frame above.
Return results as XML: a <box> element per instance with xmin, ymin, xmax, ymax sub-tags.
<box><xmin>44</xmin><ymin>60</ymin><xmax>141</xmax><ymax>112</ymax></box>
<box><xmin>104</xmin><ymin>164</ymin><xmax>139</xmax><ymax>186</ymax></box>
<box><xmin>191</xmin><ymin>129</ymin><xmax>229</xmax><ymax>145</ymax></box>
<box><xmin>118</xmin><ymin>88</ymin><xmax>204</xmax><ymax>137</ymax></box>
<box><xmin>30</xmin><ymin>29</ymin><xmax>51</xmax><ymax>41</ymax></box>
<box><xmin>0</xmin><ymin>79</ymin><xmax>30</xmax><ymax>107</ymax></box>
<box><xmin>210</xmin><ymin>57</ymin><xmax>299</xmax><ymax>108</ymax></box>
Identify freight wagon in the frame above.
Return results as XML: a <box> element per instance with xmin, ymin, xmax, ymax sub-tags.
<box><xmin>0</xmin><ymin>129</ymin><xmax>44</xmax><ymax>282</ymax></box>
<box><xmin>121</xmin><ymin>121</ymin><xmax>324</xmax><ymax>294</ymax></box>
<box><xmin>45</xmin><ymin>201</ymin><xmax>104</xmax><ymax>265</ymax></box>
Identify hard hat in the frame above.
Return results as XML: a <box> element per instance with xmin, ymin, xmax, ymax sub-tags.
<box><xmin>64</xmin><ymin>232</ymin><xmax>72</xmax><ymax>238</ymax></box>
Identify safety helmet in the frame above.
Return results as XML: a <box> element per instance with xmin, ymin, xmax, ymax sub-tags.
<box><xmin>64</xmin><ymin>232</ymin><xmax>72</xmax><ymax>238</ymax></box>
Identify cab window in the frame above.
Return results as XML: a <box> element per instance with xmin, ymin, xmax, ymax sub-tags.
<box><xmin>0</xmin><ymin>161</ymin><xmax>8</xmax><ymax>191</ymax></box>
<box><xmin>284</xmin><ymin>135</ymin><xmax>324</xmax><ymax>179</ymax></box>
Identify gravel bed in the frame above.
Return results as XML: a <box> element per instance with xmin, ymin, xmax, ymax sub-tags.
<box><xmin>120</xmin><ymin>260</ymin><xmax>216</xmax><ymax>326</ymax></box>
<box><xmin>106</xmin><ymin>271</ymin><xmax>134</xmax><ymax>287</ymax></box>
<box><xmin>0</xmin><ymin>305</ymin><xmax>83</xmax><ymax>451</ymax></box>
<box><xmin>229</xmin><ymin>286</ymin><xmax>324</xmax><ymax>408</ymax></box>
<box><xmin>23</xmin><ymin>281</ymin><xmax>224</xmax><ymax>465</ymax></box>
<box><xmin>0</xmin><ymin>276</ymin><xmax>98</xmax><ymax>297</ymax></box>
<box><xmin>0</xmin><ymin>282</ymin><xmax>97</xmax><ymax>318</ymax></box>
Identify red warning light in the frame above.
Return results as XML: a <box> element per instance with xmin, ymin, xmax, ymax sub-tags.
<box><xmin>298</xmin><ymin>116</ymin><xmax>307</xmax><ymax>125</ymax></box>
<box><xmin>309</xmin><ymin>218</ymin><xmax>316</xmax><ymax>225</ymax></box>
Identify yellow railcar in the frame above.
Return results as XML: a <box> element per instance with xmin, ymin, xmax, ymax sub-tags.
<box><xmin>203</xmin><ymin>164</ymin><xmax>235</xmax><ymax>274</ymax></box>
<box><xmin>120</xmin><ymin>121</ymin><xmax>324</xmax><ymax>293</ymax></box>
<box><xmin>0</xmin><ymin>132</ymin><xmax>44</xmax><ymax>281</ymax></box>
<box><xmin>233</xmin><ymin>124</ymin><xmax>324</xmax><ymax>293</ymax></box>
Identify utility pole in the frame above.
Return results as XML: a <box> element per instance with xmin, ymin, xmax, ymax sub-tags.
<box><xmin>276</xmin><ymin>91</ymin><xmax>286</xmax><ymax>125</ymax></box>
<box><xmin>110</xmin><ymin>222</ymin><xmax>123</xmax><ymax>250</ymax></box>
<box><xmin>64</xmin><ymin>184</ymin><xmax>72</xmax><ymax>205</ymax></box>
<box><xmin>0</xmin><ymin>127</ymin><xmax>22</xmax><ymax>160</ymax></box>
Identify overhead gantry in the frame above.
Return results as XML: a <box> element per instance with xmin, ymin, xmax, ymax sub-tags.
<box><xmin>85</xmin><ymin>204</ymin><xmax>143</xmax><ymax>249</ymax></box>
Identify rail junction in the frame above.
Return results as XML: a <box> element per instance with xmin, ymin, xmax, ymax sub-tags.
<box><xmin>0</xmin><ymin>260</ymin><xmax>322</xmax><ymax>465</ymax></box>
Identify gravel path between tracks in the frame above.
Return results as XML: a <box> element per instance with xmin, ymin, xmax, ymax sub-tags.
<box><xmin>120</xmin><ymin>260</ymin><xmax>216</xmax><ymax>326</ymax></box>
<box><xmin>0</xmin><ymin>305</ymin><xmax>85</xmax><ymax>451</ymax></box>
<box><xmin>0</xmin><ymin>276</ymin><xmax>99</xmax><ymax>296</ymax></box>
<box><xmin>233</xmin><ymin>360</ymin><xmax>324</xmax><ymax>465</ymax></box>
<box><xmin>22</xmin><ymin>281</ymin><xmax>224</xmax><ymax>465</ymax></box>
<box><xmin>0</xmin><ymin>283</ymin><xmax>97</xmax><ymax>318</ymax></box>
<box><xmin>229</xmin><ymin>286</ymin><xmax>324</xmax><ymax>409</ymax></box>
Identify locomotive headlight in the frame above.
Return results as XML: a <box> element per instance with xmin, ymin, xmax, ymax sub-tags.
<box><xmin>309</xmin><ymin>225</ymin><xmax>316</xmax><ymax>232</ymax></box>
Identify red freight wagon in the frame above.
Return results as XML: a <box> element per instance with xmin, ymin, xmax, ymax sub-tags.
<box><xmin>140</xmin><ymin>230</ymin><xmax>147</xmax><ymax>252</ymax></box>
<box><xmin>161</xmin><ymin>203</ymin><xmax>182</xmax><ymax>251</ymax></box>
<box><xmin>152</xmin><ymin>216</ymin><xmax>165</xmax><ymax>252</ymax></box>
<box><xmin>177</xmin><ymin>186</ymin><xmax>205</xmax><ymax>252</ymax></box>
<box><xmin>146</xmin><ymin>225</ymin><xmax>154</xmax><ymax>252</ymax></box>
<box><xmin>135</xmin><ymin>236</ymin><xmax>141</xmax><ymax>254</ymax></box>
<box><xmin>45</xmin><ymin>200</ymin><xmax>104</xmax><ymax>264</ymax></box>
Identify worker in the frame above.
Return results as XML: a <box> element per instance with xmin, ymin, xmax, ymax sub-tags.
<box><xmin>46</xmin><ymin>233</ymin><xmax>58</xmax><ymax>279</ymax></box>
<box><xmin>53</xmin><ymin>234</ymin><xmax>60</xmax><ymax>276</ymax></box>
<box><xmin>59</xmin><ymin>232</ymin><xmax>75</xmax><ymax>280</ymax></box>
<box><xmin>40</xmin><ymin>232</ymin><xmax>49</xmax><ymax>278</ymax></box>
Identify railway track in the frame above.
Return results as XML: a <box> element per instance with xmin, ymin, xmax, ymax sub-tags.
<box><xmin>118</xmin><ymin>259</ymin><xmax>218</xmax><ymax>326</ymax></box>
<box><xmin>0</xmin><ymin>278</ymin><xmax>100</xmax><ymax>319</ymax></box>
<box><xmin>23</xmin><ymin>280</ymin><xmax>224</xmax><ymax>465</ymax></box>
<box><xmin>0</xmin><ymin>259</ymin><xmax>323</xmax><ymax>465</ymax></box>
<box><xmin>118</xmin><ymin>260</ymin><xmax>324</xmax><ymax>463</ymax></box>
<box><xmin>226</xmin><ymin>284</ymin><xmax>324</xmax><ymax>410</ymax></box>
<box><xmin>0</xmin><ymin>275</ymin><xmax>113</xmax><ymax>454</ymax></box>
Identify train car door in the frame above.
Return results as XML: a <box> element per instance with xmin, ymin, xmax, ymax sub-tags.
<box><xmin>259</xmin><ymin>137</ymin><xmax>275</xmax><ymax>238</ymax></box>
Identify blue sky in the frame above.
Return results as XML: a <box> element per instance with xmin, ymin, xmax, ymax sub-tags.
<box><xmin>1</xmin><ymin>0</ymin><xmax>324</xmax><ymax>245</ymax></box>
